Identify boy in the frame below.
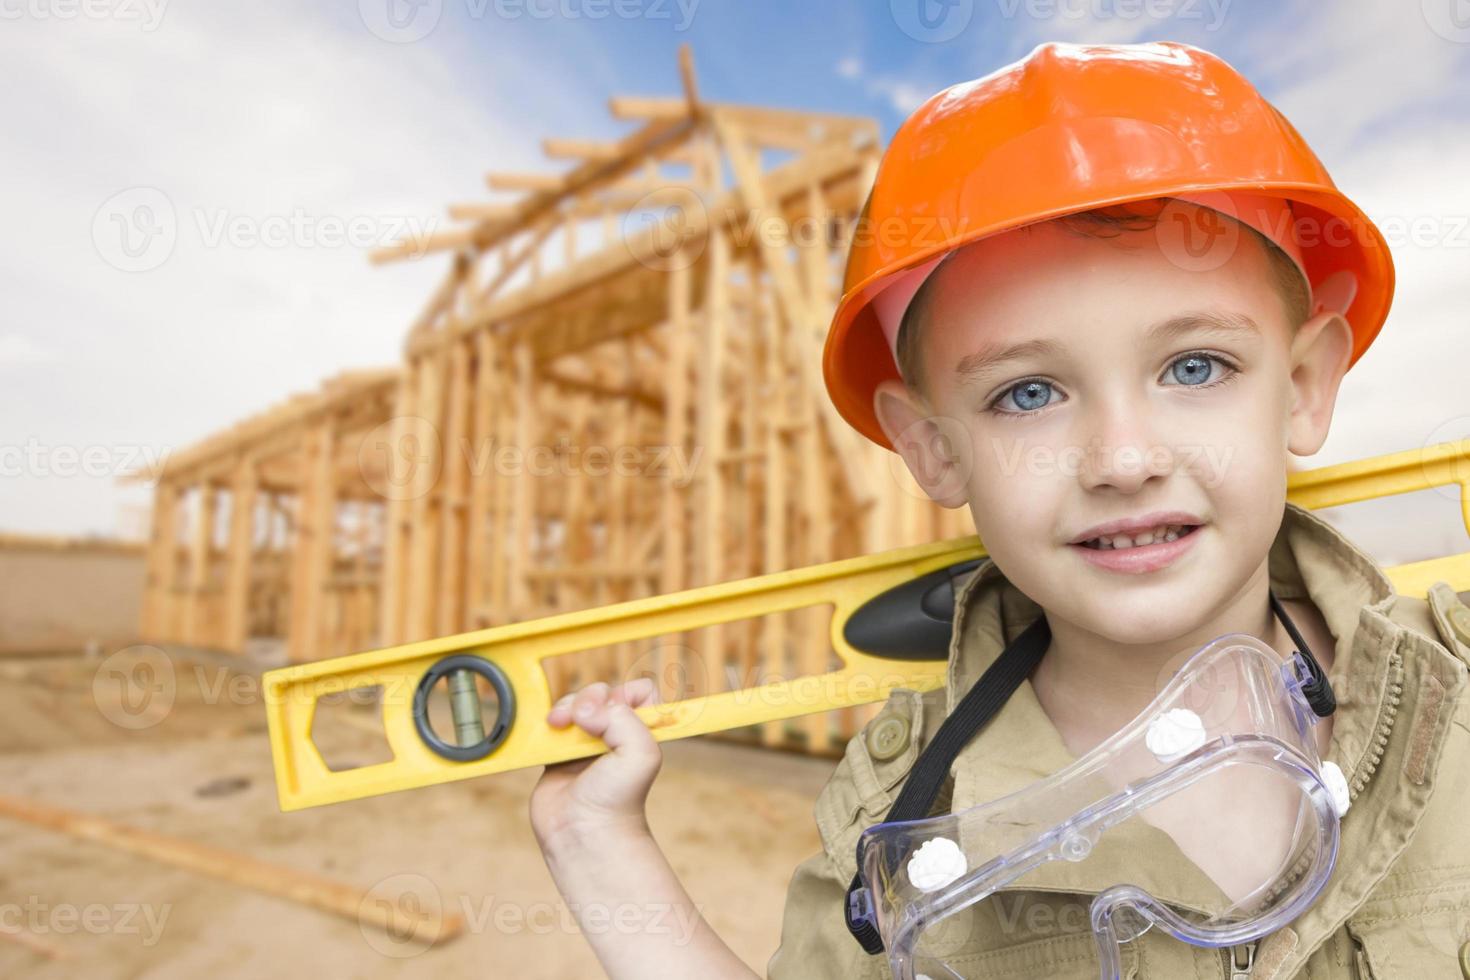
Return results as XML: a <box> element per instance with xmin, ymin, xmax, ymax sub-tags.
<box><xmin>529</xmin><ymin>42</ymin><xmax>1470</xmax><ymax>978</ymax></box>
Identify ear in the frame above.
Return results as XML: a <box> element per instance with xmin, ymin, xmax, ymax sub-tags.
<box><xmin>873</xmin><ymin>378</ymin><xmax>972</xmax><ymax>508</ymax></box>
<box><xmin>1286</xmin><ymin>311</ymin><xmax>1353</xmax><ymax>456</ymax></box>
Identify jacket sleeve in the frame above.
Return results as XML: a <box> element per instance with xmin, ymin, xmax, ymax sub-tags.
<box><xmin>766</xmin><ymin>687</ymin><xmax>945</xmax><ymax>980</ymax></box>
<box><xmin>766</xmin><ymin>847</ymin><xmax>889</xmax><ymax>980</ymax></box>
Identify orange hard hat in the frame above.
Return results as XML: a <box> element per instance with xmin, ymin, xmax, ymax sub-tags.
<box><xmin>823</xmin><ymin>41</ymin><xmax>1396</xmax><ymax>452</ymax></box>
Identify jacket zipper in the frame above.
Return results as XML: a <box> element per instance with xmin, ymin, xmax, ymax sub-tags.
<box><xmin>1227</xmin><ymin>940</ymin><xmax>1256</xmax><ymax>978</ymax></box>
<box><xmin>1344</xmin><ymin>648</ymin><xmax>1404</xmax><ymax>803</ymax></box>
<box><xmin>1216</xmin><ymin>649</ymin><xmax>1403</xmax><ymax>980</ymax></box>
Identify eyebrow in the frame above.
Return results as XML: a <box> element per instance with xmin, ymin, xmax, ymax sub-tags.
<box><xmin>952</xmin><ymin>311</ymin><xmax>1262</xmax><ymax>385</ymax></box>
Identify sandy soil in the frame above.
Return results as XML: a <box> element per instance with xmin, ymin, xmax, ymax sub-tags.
<box><xmin>0</xmin><ymin>647</ymin><xmax>837</xmax><ymax>978</ymax></box>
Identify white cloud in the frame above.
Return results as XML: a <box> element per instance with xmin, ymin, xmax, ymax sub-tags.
<box><xmin>0</xmin><ymin>335</ymin><xmax>58</xmax><ymax>366</ymax></box>
<box><xmin>836</xmin><ymin>54</ymin><xmax>862</xmax><ymax>79</ymax></box>
<box><xmin>0</xmin><ymin>1</ymin><xmax>608</xmax><ymax>536</ymax></box>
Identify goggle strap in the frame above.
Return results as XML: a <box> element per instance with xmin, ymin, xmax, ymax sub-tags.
<box><xmin>844</xmin><ymin>614</ymin><xmax>1052</xmax><ymax>953</ymax></box>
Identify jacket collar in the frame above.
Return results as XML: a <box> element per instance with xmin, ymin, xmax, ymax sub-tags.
<box><xmin>939</xmin><ymin>501</ymin><xmax>1464</xmax><ymax>957</ymax></box>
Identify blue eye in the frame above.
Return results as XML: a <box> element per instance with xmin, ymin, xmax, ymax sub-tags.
<box><xmin>996</xmin><ymin>380</ymin><xmax>1054</xmax><ymax>413</ymax></box>
<box><xmin>1167</xmin><ymin>353</ymin><xmax>1223</xmax><ymax>386</ymax></box>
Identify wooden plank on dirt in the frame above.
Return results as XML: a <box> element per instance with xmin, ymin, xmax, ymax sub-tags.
<box><xmin>0</xmin><ymin>795</ymin><xmax>464</xmax><ymax>946</ymax></box>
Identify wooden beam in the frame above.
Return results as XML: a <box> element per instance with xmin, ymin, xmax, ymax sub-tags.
<box><xmin>485</xmin><ymin>172</ymin><xmax>566</xmax><ymax>193</ymax></box>
<box><xmin>542</xmin><ymin>138</ymin><xmax>620</xmax><ymax>162</ymax></box>
<box><xmin>464</xmin><ymin>330</ymin><xmax>497</xmax><ymax>625</ymax></box>
<box><xmin>447</xmin><ymin>202</ymin><xmax>516</xmax><ymax>222</ymax></box>
<box><xmin>607</xmin><ymin>96</ymin><xmax>689</xmax><ymax>121</ymax></box>
<box><xmin>222</xmin><ymin>459</ymin><xmax>258</xmax><ymax>653</ymax></box>
<box><xmin>140</xmin><ymin>481</ymin><xmax>179</xmax><ymax>639</ymax></box>
<box><xmin>0</xmin><ymin>795</ymin><xmax>463</xmax><ymax>945</ymax></box>
<box><xmin>287</xmin><ymin>419</ymin><xmax>336</xmax><ymax>662</ymax></box>
<box><xmin>678</xmin><ymin>43</ymin><xmax>700</xmax><ymax>117</ymax></box>
<box><xmin>184</xmin><ymin>484</ymin><xmax>217</xmax><ymax>647</ymax></box>
<box><xmin>712</xmin><ymin>112</ymin><xmax>875</xmax><ymax>512</ymax></box>
<box><xmin>435</xmin><ymin>342</ymin><xmax>472</xmax><ymax>635</ymax></box>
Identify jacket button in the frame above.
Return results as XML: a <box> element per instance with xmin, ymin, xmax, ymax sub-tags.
<box><xmin>867</xmin><ymin>714</ymin><xmax>911</xmax><ymax>761</ymax></box>
<box><xmin>1460</xmin><ymin>938</ymin><xmax>1470</xmax><ymax>978</ymax></box>
<box><xmin>1449</xmin><ymin>604</ymin><xmax>1470</xmax><ymax>647</ymax></box>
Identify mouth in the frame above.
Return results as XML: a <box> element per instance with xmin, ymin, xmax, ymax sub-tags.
<box><xmin>1074</xmin><ymin>523</ymin><xmax>1202</xmax><ymax>551</ymax></box>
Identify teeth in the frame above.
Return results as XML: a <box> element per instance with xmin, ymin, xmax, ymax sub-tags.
<box><xmin>1088</xmin><ymin>524</ymin><xmax>1188</xmax><ymax>550</ymax></box>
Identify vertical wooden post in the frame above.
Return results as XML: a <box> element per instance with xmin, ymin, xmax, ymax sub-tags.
<box><xmin>436</xmin><ymin>341</ymin><xmax>472</xmax><ymax>634</ymax></box>
<box><xmin>141</xmin><ymin>480</ymin><xmax>179</xmax><ymax>639</ymax></box>
<box><xmin>699</xmin><ymin>223</ymin><xmax>728</xmax><ymax>697</ymax></box>
<box><xmin>464</xmin><ymin>330</ymin><xmax>496</xmax><ymax>627</ymax></box>
<box><xmin>378</xmin><ymin>374</ymin><xmax>415</xmax><ymax>646</ymax></box>
<box><xmin>222</xmin><ymin>458</ymin><xmax>258</xmax><ymax>654</ymax></box>
<box><xmin>288</xmin><ymin>419</ymin><xmax>336</xmax><ymax>663</ymax></box>
<box><xmin>405</xmin><ymin>354</ymin><xmax>445</xmax><ymax>643</ymax></box>
<box><xmin>759</xmin><ymin>277</ymin><xmax>790</xmax><ymax>748</ymax></box>
<box><xmin>184</xmin><ymin>484</ymin><xmax>217</xmax><ymax>647</ymax></box>
<box><xmin>487</xmin><ymin>334</ymin><xmax>513</xmax><ymax>624</ymax></box>
<box><xmin>662</xmin><ymin>251</ymin><xmax>691</xmax><ymax>599</ymax></box>
<box><xmin>509</xmin><ymin>341</ymin><xmax>535</xmax><ymax>622</ymax></box>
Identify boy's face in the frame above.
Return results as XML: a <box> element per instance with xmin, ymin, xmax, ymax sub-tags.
<box><xmin>874</xmin><ymin>208</ymin><xmax>1354</xmax><ymax>645</ymax></box>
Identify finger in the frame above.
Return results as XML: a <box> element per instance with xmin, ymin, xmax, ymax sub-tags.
<box><xmin>577</xmin><ymin>700</ymin><xmax>660</xmax><ymax>763</ymax></box>
<box><xmin>545</xmin><ymin>692</ymin><xmax>578</xmax><ymax>727</ymax></box>
<box><xmin>548</xmin><ymin>683</ymin><xmax>610</xmax><ymax>727</ymax></box>
<box><xmin>611</xmin><ymin>677</ymin><xmax>660</xmax><ymax>709</ymax></box>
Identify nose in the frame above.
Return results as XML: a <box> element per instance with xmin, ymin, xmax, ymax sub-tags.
<box><xmin>1072</xmin><ymin>390</ymin><xmax>1173</xmax><ymax>493</ymax></box>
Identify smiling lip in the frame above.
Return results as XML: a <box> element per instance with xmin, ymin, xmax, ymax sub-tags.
<box><xmin>1068</xmin><ymin>510</ymin><xmax>1205</xmax><ymax>545</ymax></box>
<box><xmin>1069</xmin><ymin>523</ymin><xmax>1204</xmax><ymax>575</ymax></box>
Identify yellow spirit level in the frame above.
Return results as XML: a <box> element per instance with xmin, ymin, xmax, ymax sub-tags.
<box><xmin>264</xmin><ymin>440</ymin><xmax>1470</xmax><ymax>811</ymax></box>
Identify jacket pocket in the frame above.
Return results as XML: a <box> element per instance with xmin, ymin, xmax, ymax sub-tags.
<box><xmin>1346</xmin><ymin>909</ymin><xmax>1470</xmax><ymax>978</ymax></box>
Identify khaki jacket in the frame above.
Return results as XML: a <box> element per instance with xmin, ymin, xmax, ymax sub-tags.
<box><xmin>768</xmin><ymin>503</ymin><xmax>1470</xmax><ymax>979</ymax></box>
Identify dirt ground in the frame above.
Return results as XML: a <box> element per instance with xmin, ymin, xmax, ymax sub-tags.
<box><xmin>0</xmin><ymin>646</ymin><xmax>839</xmax><ymax>978</ymax></box>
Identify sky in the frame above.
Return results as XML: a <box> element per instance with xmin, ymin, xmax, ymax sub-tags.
<box><xmin>2</xmin><ymin>0</ymin><xmax>1469</xmax><ymax>565</ymax></box>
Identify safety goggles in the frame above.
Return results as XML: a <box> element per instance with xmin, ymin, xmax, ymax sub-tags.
<box><xmin>849</xmin><ymin>628</ymin><xmax>1342</xmax><ymax>980</ymax></box>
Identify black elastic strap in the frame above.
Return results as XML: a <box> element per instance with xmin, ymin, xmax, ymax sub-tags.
<box><xmin>843</xmin><ymin>614</ymin><xmax>1051</xmax><ymax>954</ymax></box>
<box><xmin>1269</xmin><ymin>588</ymin><xmax>1336</xmax><ymax>717</ymax></box>
<box><xmin>843</xmin><ymin>588</ymin><xmax>1335</xmax><ymax>956</ymax></box>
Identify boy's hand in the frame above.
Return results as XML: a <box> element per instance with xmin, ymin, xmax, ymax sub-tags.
<box><xmin>529</xmin><ymin>678</ymin><xmax>663</xmax><ymax>851</ymax></box>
